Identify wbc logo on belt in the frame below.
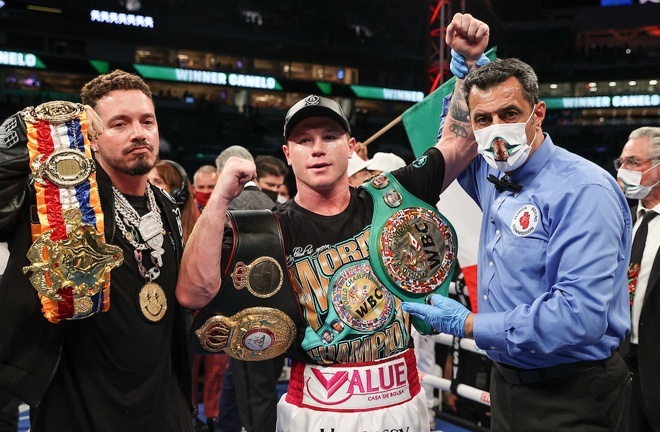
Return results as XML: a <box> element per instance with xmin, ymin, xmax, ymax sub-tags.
<box><xmin>380</xmin><ymin>207</ymin><xmax>454</xmax><ymax>294</ymax></box>
<box><xmin>333</xmin><ymin>262</ymin><xmax>393</xmax><ymax>332</ymax></box>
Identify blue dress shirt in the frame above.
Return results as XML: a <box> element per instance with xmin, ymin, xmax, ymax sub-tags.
<box><xmin>459</xmin><ymin>134</ymin><xmax>632</xmax><ymax>368</ymax></box>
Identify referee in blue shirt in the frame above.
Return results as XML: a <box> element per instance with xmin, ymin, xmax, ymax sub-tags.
<box><xmin>405</xmin><ymin>13</ymin><xmax>632</xmax><ymax>431</ymax></box>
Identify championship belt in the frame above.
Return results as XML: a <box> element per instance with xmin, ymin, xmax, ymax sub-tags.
<box><xmin>191</xmin><ymin>210</ymin><xmax>303</xmax><ymax>361</ymax></box>
<box><xmin>21</xmin><ymin>101</ymin><xmax>123</xmax><ymax>323</ymax></box>
<box><xmin>362</xmin><ymin>173</ymin><xmax>457</xmax><ymax>334</ymax></box>
<box><xmin>301</xmin><ymin>259</ymin><xmax>396</xmax><ymax>351</ymax></box>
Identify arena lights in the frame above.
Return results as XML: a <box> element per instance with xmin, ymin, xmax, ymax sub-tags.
<box><xmin>90</xmin><ymin>10</ymin><xmax>154</xmax><ymax>28</ymax></box>
<box><xmin>125</xmin><ymin>0</ymin><xmax>141</xmax><ymax>12</ymax></box>
<box><xmin>241</xmin><ymin>10</ymin><xmax>263</xmax><ymax>26</ymax></box>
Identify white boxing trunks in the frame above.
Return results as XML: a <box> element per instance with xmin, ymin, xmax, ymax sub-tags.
<box><xmin>277</xmin><ymin>349</ymin><xmax>430</xmax><ymax>432</ymax></box>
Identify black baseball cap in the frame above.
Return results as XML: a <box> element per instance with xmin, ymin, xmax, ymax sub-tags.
<box><xmin>283</xmin><ymin>95</ymin><xmax>351</xmax><ymax>140</ymax></box>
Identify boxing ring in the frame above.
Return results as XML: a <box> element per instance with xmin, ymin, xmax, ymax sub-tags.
<box><xmin>421</xmin><ymin>333</ymin><xmax>491</xmax><ymax>408</ymax></box>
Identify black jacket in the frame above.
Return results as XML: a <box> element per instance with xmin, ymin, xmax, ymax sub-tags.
<box><xmin>0</xmin><ymin>112</ymin><xmax>192</xmax><ymax>409</ymax></box>
<box><xmin>631</xmin><ymin>206</ymin><xmax>660</xmax><ymax>417</ymax></box>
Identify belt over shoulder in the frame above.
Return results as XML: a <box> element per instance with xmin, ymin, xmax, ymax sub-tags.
<box><xmin>361</xmin><ymin>173</ymin><xmax>458</xmax><ymax>335</ymax></box>
<box><xmin>191</xmin><ymin>210</ymin><xmax>304</xmax><ymax>361</ymax></box>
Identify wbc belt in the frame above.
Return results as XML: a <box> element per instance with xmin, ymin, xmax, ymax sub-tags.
<box><xmin>300</xmin><ymin>259</ymin><xmax>396</xmax><ymax>351</ymax></box>
<box><xmin>20</xmin><ymin>101</ymin><xmax>123</xmax><ymax>323</ymax></box>
<box><xmin>362</xmin><ymin>173</ymin><xmax>457</xmax><ymax>335</ymax></box>
<box><xmin>191</xmin><ymin>210</ymin><xmax>303</xmax><ymax>361</ymax></box>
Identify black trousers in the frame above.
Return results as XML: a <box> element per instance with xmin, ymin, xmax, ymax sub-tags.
<box><xmin>232</xmin><ymin>355</ymin><xmax>285</xmax><ymax>432</ymax></box>
<box><xmin>625</xmin><ymin>354</ymin><xmax>660</xmax><ymax>432</ymax></box>
<box><xmin>0</xmin><ymin>388</ymin><xmax>19</xmax><ymax>432</ymax></box>
<box><xmin>490</xmin><ymin>353</ymin><xmax>631</xmax><ymax>432</ymax></box>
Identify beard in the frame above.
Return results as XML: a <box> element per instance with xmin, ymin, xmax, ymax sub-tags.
<box><xmin>120</xmin><ymin>154</ymin><xmax>154</xmax><ymax>176</ymax></box>
<box><xmin>95</xmin><ymin>139</ymin><xmax>157</xmax><ymax>176</ymax></box>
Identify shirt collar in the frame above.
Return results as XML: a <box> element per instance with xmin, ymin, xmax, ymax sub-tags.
<box><xmin>637</xmin><ymin>203</ymin><xmax>660</xmax><ymax>219</ymax></box>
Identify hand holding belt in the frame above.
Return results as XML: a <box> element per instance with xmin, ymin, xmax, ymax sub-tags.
<box><xmin>20</xmin><ymin>101</ymin><xmax>123</xmax><ymax>323</ymax></box>
<box><xmin>362</xmin><ymin>173</ymin><xmax>458</xmax><ymax>335</ymax></box>
<box><xmin>191</xmin><ymin>210</ymin><xmax>303</xmax><ymax>361</ymax></box>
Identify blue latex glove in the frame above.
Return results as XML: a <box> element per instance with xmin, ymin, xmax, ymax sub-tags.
<box><xmin>450</xmin><ymin>49</ymin><xmax>490</xmax><ymax>79</ymax></box>
<box><xmin>402</xmin><ymin>294</ymin><xmax>471</xmax><ymax>337</ymax></box>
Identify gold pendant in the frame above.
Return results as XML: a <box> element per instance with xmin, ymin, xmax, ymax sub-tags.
<box><xmin>139</xmin><ymin>282</ymin><xmax>167</xmax><ymax>322</ymax></box>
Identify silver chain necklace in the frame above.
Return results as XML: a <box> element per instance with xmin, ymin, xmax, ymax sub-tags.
<box><xmin>113</xmin><ymin>183</ymin><xmax>165</xmax><ymax>281</ymax></box>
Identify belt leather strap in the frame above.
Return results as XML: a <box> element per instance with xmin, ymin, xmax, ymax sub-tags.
<box><xmin>492</xmin><ymin>355</ymin><xmax>611</xmax><ymax>385</ymax></box>
<box><xmin>191</xmin><ymin>210</ymin><xmax>304</xmax><ymax>361</ymax></box>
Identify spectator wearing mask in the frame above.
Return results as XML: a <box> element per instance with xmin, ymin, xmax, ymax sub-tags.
<box><xmin>255</xmin><ymin>155</ymin><xmax>289</xmax><ymax>203</ymax></box>
<box><xmin>616</xmin><ymin>126</ymin><xmax>660</xmax><ymax>432</ymax></box>
<box><xmin>193</xmin><ymin>165</ymin><xmax>218</xmax><ymax>212</ymax></box>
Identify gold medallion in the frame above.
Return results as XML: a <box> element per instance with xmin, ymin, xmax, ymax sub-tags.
<box><xmin>139</xmin><ymin>282</ymin><xmax>167</xmax><ymax>322</ymax></box>
<box><xmin>383</xmin><ymin>190</ymin><xmax>403</xmax><ymax>208</ymax></box>
<box><xmin>370</xmin><ymin>174</ymin><xmax>390</xmax><ymax>189</ymax></box>
<box><xmin>23</xmin><ymin>209</ymin><xmax>124</xmax><ymax>301</ymax></box>
<box><xmin>195</xmin><ymin>307</ymin><xmax>296</xmax><ymax>361</ymax></box>
<box><xmin>231</xmin><ymin>256</ymin><xmax>283</xmax><ymax>298</ymax></box>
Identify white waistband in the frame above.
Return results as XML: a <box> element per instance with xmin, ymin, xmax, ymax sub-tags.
<box><xmin>287</xmin><ymin>349</ymin><xmax>419</xmax><ymax>412</ymax></box>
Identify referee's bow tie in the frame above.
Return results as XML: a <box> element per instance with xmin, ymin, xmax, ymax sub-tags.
<box><xmin>487</xmin><ymin>174</ymin><xmax>523</xmax><ymax>193</ymax></box>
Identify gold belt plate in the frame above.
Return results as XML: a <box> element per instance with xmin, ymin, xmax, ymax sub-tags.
<box><xmin>33</xmin><ymin>148</ymin><xmax>96</xmax><ymax>187</ymax></box>
<box><xmin>23</xmin><ymin>209</ymin><xmax>124</xmax><ymax>302</ymax></box>
<box><xmin>21</xmin><ymin>101</ymin><xmax>85</xmax><ymax>124</ymax></box>
<box><xmin>231</xmin><ymin>256</ymin><xmax>283</xmax><ymax>298</ymax></box>
<box><xmin>195</xmin><ymin>307</ymin><xmax>296</xmax><ymax>361</ymax></box>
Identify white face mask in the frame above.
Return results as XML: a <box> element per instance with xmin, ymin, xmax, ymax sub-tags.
<box><xmin>617</xmin><ymin>162</ymin><xmax>660</xmax><ymax>199</ymax></box>
<box><xmin>474</xmin><ymin>107</ymin><xmax>536</xmax><ymax>172</ymax></box>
